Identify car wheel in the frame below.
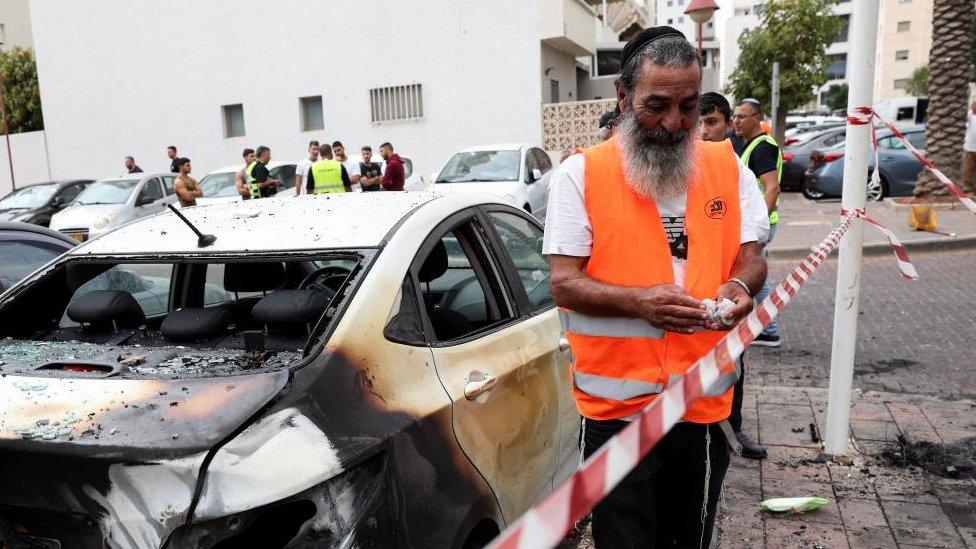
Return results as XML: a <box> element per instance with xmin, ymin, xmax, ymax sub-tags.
<box><xmin>802</xmin><ymin>182</ymin><xmax>826</xmax><ymax>200</ymax></box>
<box><xmin>866</xmin><ymin>173</ymin><xmax>887</xmax><ymax>202</ymax></box>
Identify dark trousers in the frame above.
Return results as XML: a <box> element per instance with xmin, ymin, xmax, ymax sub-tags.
<box><xmin>729</xmin><ymin>354</ymin><xmax>746</xmax><ymax>432</ymax></box>
<box><xmin>583</xmin><ymin>419</ymin><xmax>730</xmax><ymax>548</ymax></box>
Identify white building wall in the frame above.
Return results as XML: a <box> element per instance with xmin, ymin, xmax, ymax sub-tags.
<box><xmin>0</xmin><ymin>0</ymin><xmax>33</xmax><ymax>50</ymax></box>
<box><xmin>30</xmin><ymin>0</ymin><xmax>543</xmax><ymax>181</ymax></box>
<box><xmin>541</xmin><ymin>43</ymin><xmax>580</xmax><ymax>102</ymax></box>
<box><xmin>0</xmin><ymin>130</ymin><xmax>53</xmax><ymax>196</ymax></box>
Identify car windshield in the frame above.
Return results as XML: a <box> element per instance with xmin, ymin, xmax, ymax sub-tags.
<box><xmin>74</xmin><ymin>179</ymin><xmax>139</xmax><ymax>205</ymax></box>
<box><xmin>436</xmin><ymin>150</ymin><xmax>520</xmax><ymax>183</ymax></box>
<box><xmin>0</xmin><ymin>252</ymin><xmax>371</xmax><ymax>379</ymax></box>
<box><xmin>0</xmin><ymin>184</ymin><xmax>59</xmax><ymax>210</ymax></box>
<box><xmin>200</xmin><ymin>172</ymin><xmax>236</xmax><ymax>196</ymax></box>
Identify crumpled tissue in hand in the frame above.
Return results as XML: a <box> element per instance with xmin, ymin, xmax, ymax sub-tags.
<box><xmin>702</xmin><ymin>298</ymin><xmax>736</xmax><ymax>326</ymax></box>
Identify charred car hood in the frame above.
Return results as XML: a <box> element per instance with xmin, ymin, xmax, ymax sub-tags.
<box><xmin>0</xmin><ymin>371</ymin><xmax>288</xmax><ymax>457</ymax></box>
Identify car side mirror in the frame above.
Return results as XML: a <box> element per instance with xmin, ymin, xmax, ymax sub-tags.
<box><xmin>530</xmin><ymin>168</ymin><xmax>543</xmax><ymax>182</ymax></box>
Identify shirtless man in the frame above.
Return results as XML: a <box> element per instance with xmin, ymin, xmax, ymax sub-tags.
<box><xmin>174</xmin><ymin>158</ymin><xmax>203</xmax><ymax>207</ymax></box>
<box><xmin>235</xmin><ymin>148</ymin><xmax>256</xmax><ymax>198</ymax></box>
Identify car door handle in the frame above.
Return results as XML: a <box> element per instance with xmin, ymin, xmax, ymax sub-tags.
<box><xmin>464</xmin><ymin>371</ymin><xmax>497</xmax><ymax>400</ymax></box>
<box><xmin>559</xmin><ymin>337</ymin><xmax>570</xmax><ymax>352</ymax></box>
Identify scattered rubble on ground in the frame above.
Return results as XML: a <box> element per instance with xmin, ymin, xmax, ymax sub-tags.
<box><xmin>880</xmin><ymin>435</ymin><xmax>976</xmax><ymax>478</ymax></box>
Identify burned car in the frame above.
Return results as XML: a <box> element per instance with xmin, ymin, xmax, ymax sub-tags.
<box><xmin>0</xmin><ymin>193</ymin><xmax>580</xmax><ymax>548</ymax></box>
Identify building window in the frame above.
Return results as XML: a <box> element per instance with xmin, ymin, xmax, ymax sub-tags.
<box><xmin>836</xmin><ymin>15</ymin><xmax>850</xmax><ymax>43</ymax></box>
<box><xmin>754</xmin><ymin>4</ymin><xmax>765</xmax><ymax>16</ymax></box>
<box><xmin>299</xmin><ymin>96</ymin><xmax>324</xmax><ymax>131</ymax></box>
<box><xmin>895</xmin><ymin>50</ymin><xmax>909</xmax><ymax>61</ymax></box>
<box><xmin>678</xmin><ymin>16</ymin><xmax>685</xmax><ymax>23</ymax></box>
<box><xmin>825</xmin><ymin>54</ymin><xmax>847</xmax><ymax>80</ymax></box>
<box><xmin>369</xmin><ymin>83</ymin><xmax>423</xmax><ymax>123</ymax></box>
<box><xmin>667</xmin><ymin>18</ymin><xmax>674</xmax><ymax>24</ymax></box>
<box><xmin>893</xmin><ymin>78</ymin><xmax>909</xmax><ymax>90</ymax></box>
<box><xmin>819</xmin><ymin>90</ymin><xmax>830</xmax><ymax>105</ymax></box>
<box><xmin>0</xmin><ymin>24</ymin><xmax>6</xmax><ymax>47</ymax></box>
<box><xmin>707</xmin><ymin>22</ymin><xmax>714</xmax><ymax>28</ymax></box>
<box><xmin>897</xmin><ymin>21</ymin><xmax>911</xmax><ymax>32</ymax></box>
<box><xmin>596</xmin><ymin>49</ymin><xmax>623</xmax><ymax>76</ymax></box>
<box><xmin>667</xmin><ymin>0</ymin><xmax>673</xmax><ymax>5</ymax></box>
<box><xmin>550</xmin><ymin>79</ymin><xmax>560</xmax><ymax>103</ymax></box>
<box><xmin>221</xmin><ymin>104</ymin><xmax>245</xmax><ymax>138</ymax></box>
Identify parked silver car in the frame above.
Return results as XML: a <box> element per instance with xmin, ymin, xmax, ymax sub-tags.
<box><xmin>49</xmin><ymin>173</ymin><xmax>177</xmax><ymax>241</ymax></box>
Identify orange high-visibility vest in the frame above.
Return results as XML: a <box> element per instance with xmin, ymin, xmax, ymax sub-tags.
<box><xmin>562</xmin><ymin>137</ymin><xmax>742</xmax><ymax>423</ymax></box>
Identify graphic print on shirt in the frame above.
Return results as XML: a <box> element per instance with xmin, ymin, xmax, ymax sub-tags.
<box><xmin>663</xmin><ymin>216</ymin><xmax>687</xmax><ymax>260</ymax></box>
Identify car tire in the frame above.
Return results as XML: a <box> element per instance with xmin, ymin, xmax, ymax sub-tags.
<box><xmin>866</xmin><ymin>172</ymin><xmax>887</xmax><ymax>202</ymax></box>
<box><xmin>802</xmin><ymin>182</ymin><xmax>826</xmax><ymax>200</ymax></box>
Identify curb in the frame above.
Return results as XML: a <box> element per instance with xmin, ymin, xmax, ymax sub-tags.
<box><xmin>768</xmin><ymin>233</ymin><xmax>976</xmax><ymax>260</ymax></box>
<box><xmin>884</xmin><ymin>198</ymin><xmax>969</xmax><ymax>211</ymax></box>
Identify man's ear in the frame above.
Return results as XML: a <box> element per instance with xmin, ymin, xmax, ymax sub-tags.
<box><xmin>615</xmin><ymin>81</ymin><xmax>628</xmax><ymax>115</ymax></box>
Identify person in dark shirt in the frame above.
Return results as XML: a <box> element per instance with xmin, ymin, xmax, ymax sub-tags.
<box><xmin>167</xmin><ymin>146</ymin><xmax>179</xmax><ymax>173</ymax></box>
<box><xmin>379</xmin><ymin>142</ymin><xmax>405</xmax><ymax>191</ymax></box>
<box><xmin>124</xmin><ymin>156</ymin><xmax>143</xmax><ymax>174</ymax></box>
<box><xmin>359</xmin><ymin>145</ymin><xmax>383</xmax><ymax>192</ymax></box>
<box><xmin>733</xmin><ymin>98</ymin><xmax>782</xmax><ymax>350</ymax></box>
<box><xmin>249</xmin><ymin>146</ymin><xmax>280</xmax><ymax>198</ymax></box>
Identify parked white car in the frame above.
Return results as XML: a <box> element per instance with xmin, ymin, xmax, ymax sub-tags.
<box><xmin>197</xmin><ymin>162</ymin><xmax>297</xmax><ymax>205</ymax></box>
<box><xmin>50</xmin><ymin>173</ymin><xmax>177</xmax><ymax>242</ymax></box>
<box><xmin>432</xmin><ymin>144</ymin><xmax>553</xmax><ymax>223</ymax></box>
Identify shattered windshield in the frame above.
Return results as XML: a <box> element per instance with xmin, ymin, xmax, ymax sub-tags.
<box><xmin>0</xmin><ymin>184</ymin><xmax>58</xmax><ymax>210</ymax></box>
<box><xmin>0</xmin><ymin>252</ymin><xmax>371</xmax><ymax>379</ymax></box>
<box><xmin>74</xmin><ymin>179</ymin><xmax>139</xmax><ymax>205</ymax></box>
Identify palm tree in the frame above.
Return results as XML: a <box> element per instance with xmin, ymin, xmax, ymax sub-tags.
<box><xmin>913</xmin><ymin>0</ymin><xmax>974</xmax><ymax>197</ymax></box>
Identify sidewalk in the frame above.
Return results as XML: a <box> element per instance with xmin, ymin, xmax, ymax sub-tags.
<box><xmin>768</xmin><ymin>194</ymin><xmax>976</xmax><ymax>259</ymax></box>
<box><xmin>716</xmin><ymin>386</ymin><xmax>976</xmax><ymax>548</ymax></box>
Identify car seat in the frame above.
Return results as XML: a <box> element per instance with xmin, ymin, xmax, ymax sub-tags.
<box><xmin>161</xmin><ymin>307</ymin><xmax>235</xmax><ymax>342</ymax></box>
<box><xmin>66</xmin><ymin>289</ymin><xmax>145</xmax><ymax>333</ymax></box>
<box><xmin>418</xmin><ymin>240</ymin><xmax>473</xmax><ymax>341</ymax></box>
<box><xmin>251</xmin><ymin>289</ymin><xmax>333</xmax><ymax>337</ymax></box>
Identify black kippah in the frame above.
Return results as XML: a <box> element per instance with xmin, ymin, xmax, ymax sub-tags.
<box><xmin>620</xmin><ymin>26</ymin><xmax>688</xmax><ymax>70</ymax></box>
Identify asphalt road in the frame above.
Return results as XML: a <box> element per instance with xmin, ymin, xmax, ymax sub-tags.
<box><xmin>747</xmin><ymin>248</ymin><xmax>976</xmax><ymax>400</ymax></box>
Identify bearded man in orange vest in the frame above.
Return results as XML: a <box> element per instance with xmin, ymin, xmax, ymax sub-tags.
<box><xmin>543</xmin><ymin>27</ymin><xmax>770</xmax><ymax>548</ymax></box>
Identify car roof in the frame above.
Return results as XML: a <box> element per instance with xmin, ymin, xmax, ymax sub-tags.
<box><xmin>93</xmin><ymin>173</ymin><xmax>170</xmax><ymax>183</ymax></box>
<box><xmin>72</xmin><ymin>193</ymin><xmax>450</xmax><ymax>255</ymax></box>
<box><xmin>460</xmin><ymin>144</ymin><xmax>530</xmax><ymax>153</ymax></box>
<box><xmin>8</xmin><ymin>179</ymin><xmax>92</xmax><ymax>189</ymax></box>
<box><xmin>0</xmin><ymin>221</ymin><xmax>78</xmax><ymax>246</ymax></box>
<box><xmin>205</xmin><ymin>161</ymin><xmax>295</xmax><ymax>175</ymax></box>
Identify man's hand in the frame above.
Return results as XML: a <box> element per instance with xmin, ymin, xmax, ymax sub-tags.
<box><xmin>633</xmin><ymin>284</ymin><xmax>708</xmax><ymax>334</ymax></box>
<box><xmin>704</xmin><ymin>281</ymin><xmax>754</xmax><ymax>331</ymax></box>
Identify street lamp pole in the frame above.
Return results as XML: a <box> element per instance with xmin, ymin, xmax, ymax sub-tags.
<box><xmin>685</xmin><ymin>0</ymin><xmax>719</xmax><ymax>71</ymax></box>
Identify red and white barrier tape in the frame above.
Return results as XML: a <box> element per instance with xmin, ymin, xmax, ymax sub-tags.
<box><xmin>488</xmin><ymin>208</ymin><xmax>916</xmax><ymax>549</ymax></box>
<box><xmin>848</xmin><ymin>106</ymin><xmax>976</xmax><ymax>215</ymax></box>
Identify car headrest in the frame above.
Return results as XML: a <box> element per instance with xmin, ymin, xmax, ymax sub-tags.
<box><xmin>251</xmin><ymin>290</ymin><xmax>332</xmax><ymax>330</ymax></box>
<box><xmin>66</xmin><ymin>290</ymin><xmax>145</xmax><ymax>329</ymax></box>
<box><xmin>161</xmin><ymin>307</ymin><xmax>234</xmax><ymax>341</ymax></box>
<box><xmin>418</xmin><ymin>240</ymin><xmax>448</xmax><ymax>283</ymax></box>
<box><xmin>223</xmin><ymin>262</ymin><xmax>285</xmax><ymax>293</ymax></box>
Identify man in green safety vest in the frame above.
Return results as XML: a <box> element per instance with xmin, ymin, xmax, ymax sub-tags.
<box><xmin>245</xmin><ymin>146</ymin><xmax>280</xmax><ymax>200</ymax></box>
<box><xmin>306</xmin><ymin>143</ymin><xmax>352</xmax><ymax>195</ymax></box>
<box><xmin>732</xmin><ymin>98</ymin><xmax>782</xmax><ymax>350</ymax></box>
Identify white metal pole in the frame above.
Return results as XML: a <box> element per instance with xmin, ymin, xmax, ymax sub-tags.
<box><xmin>771</xmin><ymin>62</ymin><xmax>780</xmax><ymax>139</ymax></box>
<box><xmin>823</xmin><ymin>0</ymin><xmax>880</xmax><ymax>458</ymax></box>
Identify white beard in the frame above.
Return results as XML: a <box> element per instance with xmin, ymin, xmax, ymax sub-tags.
<box><xmin>616</xmin><ymin>109</ymin><xmax>695</xmax><ymax>201</ymax></box>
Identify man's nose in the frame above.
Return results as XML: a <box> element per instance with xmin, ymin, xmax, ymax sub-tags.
<box><xmin>661</xmin><ymin>109</ymin><xmax>683</xmax><ymax>133</ymax></box>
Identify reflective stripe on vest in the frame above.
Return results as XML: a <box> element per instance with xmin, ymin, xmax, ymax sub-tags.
<box><xmin>246</xmin><ymin>161</ymin><xmax>260</xmax><ymax>199</ymax></box>
<box><xmin>311</xmin><ymin>159</ymin><xmax>345</xmax><ymax>194</ymax></box>
<box><xmin>741</xmin><ymin>134</ymin><xmax>782</xmax><ymax>225</ymax></box>
<box><xmin>558</xmin><ymin>309</ymin><xmax>664</xmax><ymax>339</ymax></box>
<box><xmin>667</xmin><ymin>355</ymin><xmax>742</xmax><ymax>397</ymax></box>
<box><xmin>574</xmin><ymin>371</ymin><xmax>664</xmax><ymax>401</ymax></box>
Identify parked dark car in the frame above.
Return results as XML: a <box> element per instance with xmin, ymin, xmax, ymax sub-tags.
<box><xmin>0</xmin><ymin>180</ymin><xmax>94</xmax><ymax>226</ymax></box>
<box><xmin>0</xmin><ymin>221</ymin><xmax>76</xmax><ymax>292</ymax></box>
<box><xmin>782</xmin><ymin>126</ymin><xmax>847</xmax><ymax>192</ymax></box>
<box><xmin>803</xmin><ymin>124</ymin><xmax>925</xmax><ymax>201</ymax></box>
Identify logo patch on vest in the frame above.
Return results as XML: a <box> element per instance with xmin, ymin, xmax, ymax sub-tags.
<box><xmin>706</xmin><ymin>197</ymin><xmax>728</xmax><ymax>219</ymax></box>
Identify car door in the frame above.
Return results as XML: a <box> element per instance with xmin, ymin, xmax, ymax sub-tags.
<box><xmin>133</xmin><ymin>177</ymin><xmax>165</xmax><ymax>219</ymax></box>
<box><xmin>414</xmin><ymin>211</ymin><xmax>562</xmax><ymax>523</ymax></box>
<box><xmin>527</xmin><ymin>149</ymin><xmax>553</xmax><ymax>223</ymax></box>
<box><xmin>878</xmin><ymin>132</ymin><xmax>924</xmax><ymax>196</ymax></box>
<box><xmin>481</xmin><ymin>206</ymin><xmax>579</xmax><ymax>487</ymax></box>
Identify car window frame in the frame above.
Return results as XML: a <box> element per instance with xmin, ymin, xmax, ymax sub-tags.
<box><xmin>475</xmin><ymin>205</ymin><xmax>552</xmax><ymax>318</ymax></box>
<box><xmin>533</xmin><ymin>148</ymin><xmax>553</xmax><ymax>173</ymax></box>
<box><xmin>401</xmin><ymin>208</ymin><xmax>521</xmax><ymax>348</ymax></box>
<box><xmin>523</xmin><ymin>148</ymin><xmax>539</xmax><ymax>183</ymax></box>
<box><xmin>161</xmin><ymin>176</ymin><xmax>176</xmax><ymax>194</ymax></box>
<box><xmin>139</xmin><ymin>177</ymin><xmax>164</xmax><ymax>203</ymax></box>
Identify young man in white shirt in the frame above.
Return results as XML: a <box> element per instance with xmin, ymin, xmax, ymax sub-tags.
<box><xmin>333</xmin><ymin>141</ymin><xmax>362</xmax><ymax>192</ymax></box>
<box><xmin>962</xmin><ymin>99</ymin><xmax>976</xmax><ymax>195</ymax></box>
<box><xmin>294</xmin><ymin>140</ymin><xmax>320</xmax><ymax>196</ymax></box>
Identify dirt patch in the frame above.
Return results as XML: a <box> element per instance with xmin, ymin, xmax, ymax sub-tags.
<box><xmin>879</xmin><ymin>435</ymin><xmax>976</xmax><ymax>478</ymax></box>
<box><xmin>857</xmin><ymin>358</ymin><xmax>921</xmax><ymax>375</ymax></box>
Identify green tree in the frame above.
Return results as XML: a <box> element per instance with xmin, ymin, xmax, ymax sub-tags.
<box><xmin>824</xmin><ymin>84</ymin><xmax>848</xmax><ymax>112</ymax></box>
<box><xmin>914</xmin><ymin>0</ymin><xmax>973</xmax><ymax>197</ymax></box>
<box><xmin>727</xmin><ymin>0</ymin><xmax>843</xmax><ymax>142</ymax></box>
<box><xmin>0</xmin><ymin>47</ymin><xmax>43</xmax><ymax>134</ymax></box>
<box><xmin>905</xmin><ymin>65</ymin><xmax>929</xmax><ymax>97</ymax></box>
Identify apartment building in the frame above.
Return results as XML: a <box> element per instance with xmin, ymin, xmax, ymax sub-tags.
<box><xmin>873</xmin><ymin>0</ymin><xmax>933</xmax><ymax>102</ymax></box>
<box><xmin>0</xmin><ymin>0</ymin><xmax>33</xmax><ymax>50</ymax></box>
<box><xmin>655</xmin><ymin>0</ymin><xmax>722</xmax><ymax>91</ymax></box>
<box><xmin>28</xmin><ymin>0</ymin><xmax>650</xmax><ymax>181</ymax></box>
